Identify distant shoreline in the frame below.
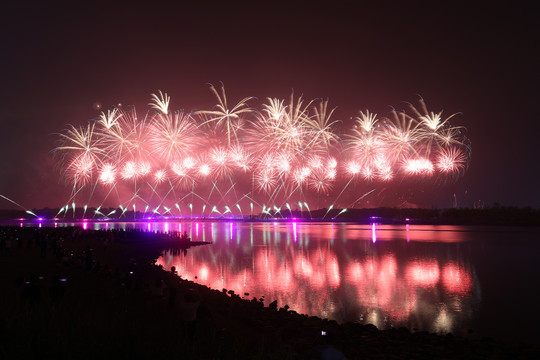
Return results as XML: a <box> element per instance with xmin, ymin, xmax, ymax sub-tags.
<box><xmin>1</xmin><ymin>206</ymin><xmax>540</xmax><ymax>226</ymax></box>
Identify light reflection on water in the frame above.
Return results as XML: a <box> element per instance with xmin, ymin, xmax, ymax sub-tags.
<box><xmin>153</xmin><ymin>222</ymin><xmax>479</xmax><ymax>336</ymax></box>
<box><xmin>12</xmin><ymin>220</ymin><xmax>540</xmax><ymax>342</ymax></box>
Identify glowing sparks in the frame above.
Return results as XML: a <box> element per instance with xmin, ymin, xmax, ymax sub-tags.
<box><xmin>356</xmin><ymin>110</ymin><xmax>379</xmax><ymax>133</ymax></box>
<box><xmin>197</xmin><ymin>83</ymin><xmax>254</xmax><ymax>146</ymax></box>
<box><xmin>99</xmin><ymin>108</ymin><xmax>121</xmax><ymax>129</ymax></box>
<box><xmin>199</xmin><ymin>163</ymin><xmax>211</xmax><ymax>177</ymax></box>
<box><xmin>99</xmin><ymin>163</ymin><xmax>116</xmax><ymax>184</ymax></box>
<box><xmin>403</xmin><ymin>158</ymin><xmax>435</xmax><ymax>175</ymax></box>
<box><xmin>55</xmin><ymin>88</ymin><xmax>471</xmax><ymax>210</ymax></box>
<box><xmin>345</xmin><ymin>160</ymin><xmax>362</xmax><ymax>176</ymax></box>
<box><xmin>150</xmin><ymin>90</ymin><xmax>171</xmax><ymax>115</ymax></box>
<box><xmin>154</xmin><ymin>169</ymin><xmax>167</xmax><ymax>183</ymax></box>
<box><xmin>148</xmin><ymin>111</ymin><xmax>199</xmax><ymax>163</ymax></box>
<box><xmin>67</xmin><ymin>154</ymin><xmax>94</xmax><ymax>185</ymax></box>
<box><xmin>436</xmin><ymin>147</ymin><xmax>468</xmax><ymax>174</ymax></box>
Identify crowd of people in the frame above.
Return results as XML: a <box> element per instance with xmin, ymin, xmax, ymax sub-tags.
<box><xmin>0</xmin><ymin>226</ymin><xmax>226</xmax><ymax>358</ymax></box>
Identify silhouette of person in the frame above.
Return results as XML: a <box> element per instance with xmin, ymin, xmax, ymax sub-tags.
<box><xmin>179</xmin><ymin>288</ymin><xmax>200</xmax><ymax>341</ymax></box>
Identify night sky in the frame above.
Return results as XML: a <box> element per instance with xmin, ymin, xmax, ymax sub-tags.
<box><xmin>1</xmin><ymin>1</ymin><xmax>538</xmax><ymax>210</ymax></box>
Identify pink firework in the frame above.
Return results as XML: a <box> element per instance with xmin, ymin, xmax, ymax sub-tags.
<box><xmin>148</xmin><ymin>111</ymin><xmax>200</xmax><ymax>164</ymax></box>
<box><xmin>346</xmin><ymin>130</ymin><xmax>385</xmax><ymax>170</ymax></box>
<box><xmin>55</xmin><ymin>90</ymin><xmax>471</xmax><ymax>206</ymax></box>
<box><xmin>275</xmin><ymin>152</ymin><xmax>292</xmax><ymax>176</ymax></box>
<box><xmin>171</xmin><ymin>161</ymin><xmax>188</xmax><ymax>177</ymax></box>
<box><xmin>309</xmin><ymin>169</ymin><xmax>334</xmax><ymax>194</ymax></box>
<box><xmin>229</xmin><ymin>145</ymin><xmax>252</xmax><ymax>171</ymax></box>
<box><xmin>182</xmin><ymin>156</ymin><xmax>197</xmax><ymax>170</ymax></box>
<box><xmin>170</xmin><ymin>161</ymin><xmax>193</xmax><ymax>189</ymax></box>
<box><xmin>67</xmin><ymin>154</ymin><xmax>95</xmax><ymax>185</ymax></box>
<box><xmin>326</xmin><ymin>157</ymin><xmax>338</xmax><ymax>169</ymax></box>
<box><xmin>325</xmin><ymin>167</ymin><xmax>337</xmax><ymax>180</ymax></box>
<box><xmin>99</xmin><ymin>107</ymin><xmax>149</xmax><ymax>162</ymax></box>
<box><xmin>99</xmin><ymin>163</ymin><xmax>116</xmax><ymax>185</ymax></box>
<box><xmin>344</xmin><ymin>160</ymin><xmax>362</xmax><ymax>177</ymax></box>
<box><xmin>209</xmin><ymin>147</ymin><xmax>233</xmax><ymax>179</ymax></box>
<box><xmin>198</xmin><ymin>163</ymin><xmax>212</xmax><ymax>177</ymax></box>
<box><xmin>378</xmin><ymin>166</ymin><xmax>393</xmax><ymax>181</ymax></box>
<box><xmin>255</xmin><ymin>170</ymin><xmax>277</xmax><ymax>193</ymax></box>
<box><xmin>380</xmin><ymin>110</ymin><xmax>420</xmax><ymax>165</ymax></box>
<box><xmin>361</xmin><ymin>166</ymin><xmax>375</xmax><ymax>181</ymax></box>
<box><xmin>436</xmin><ymin>147</ymin><xmax>467</xmax><ymax>174</ymax></box>
<box><xmin>56</xmin><ymin>123</ymin><xmax>103</xmax><ymax>180</ymax></box>
<box><xmin>120</xmin><ymin>161</ymin><xmax>136</xmax><ymax>180</ymax></box>
<box><xmin>137</xmin><ymin>161</ymin><xmax>152</xmax><ymax>177</ymax></box>
<box><xmin>307</xmin><ymin>154</ymin><xmax>323</xmax><ymax>169</ymax></box>
<box><xmin>293</xmin><ymin>167</ymin><xmax>311</xmax><ymax>187</ymax></box>
<box><xmin>154</xmin><ymin>169</ymin><xmax>167</xmax><ymax>184</ymax></box>
<box><xmin>403</xmin><ymin>158</ymin><xmax>435</xmax><ymax>175</ymax></box>
<box><xmin>373</xmin><ymin>154</ymin><xmax>393</xmax><ymax>181</ymax></box>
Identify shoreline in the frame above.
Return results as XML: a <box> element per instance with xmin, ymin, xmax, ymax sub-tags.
<box><xmin>2</xmin><ymin>205</ymin><xmax>540</xmax><ymax>226</ymax></box>
<box><xmin>1</xmin><ymin>226</ymin><xmax>538</xmax><ymax>359</ymax></box>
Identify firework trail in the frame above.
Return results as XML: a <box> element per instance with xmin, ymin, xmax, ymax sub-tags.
<box><xmin>54</xmin><ymin>86</ymin><xmax>471</xmax><ymax>215</ymax></box>
<box><xmin>0</xmin><ymin>195</ymin><xmax>39</xmax><ymax>217</ymax></box>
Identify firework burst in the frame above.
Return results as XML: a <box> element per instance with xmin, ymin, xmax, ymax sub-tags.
<box><xmin>55</xmin><ymin>86</ymin><xmax>471</xmax><ymax>212</ymax></box>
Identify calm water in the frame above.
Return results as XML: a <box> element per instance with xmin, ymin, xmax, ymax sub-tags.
<box><xmin>13</xmin><ymin>220</ymin><xmax>540</xmax><ymax>343</ymax></box>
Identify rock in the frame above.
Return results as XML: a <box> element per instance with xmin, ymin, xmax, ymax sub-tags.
<box><xmin>364</xmin><ymin>324</ymin><xmax>378</xmax><ymax>332</ymax></box>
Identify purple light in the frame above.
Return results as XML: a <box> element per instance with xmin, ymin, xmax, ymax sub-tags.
<box><xmin>82</xmin><ymin>222</ymin><xmax>88</xmax><ymax>230</ymax></box>
<box><xmin>372</xmin><ymin>223</ymin><xmax>377</xmax><ymax>243</ymax></box>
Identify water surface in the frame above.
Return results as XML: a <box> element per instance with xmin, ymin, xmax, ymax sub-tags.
<box><xmin>149</xmin><ymin>221</ymin><xmax>539</xmax><ymax>343</ymax></box>
<box><xmin>11</xmin><ymin>220</ymin><xmax>540</xmax><ymax>343</ymax></box>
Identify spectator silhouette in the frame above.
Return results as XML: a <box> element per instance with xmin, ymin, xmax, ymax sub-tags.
<box><xmin>179</xmin><ymin>288</ymin><xmax>200</xmax><ymax>342</ymax></box>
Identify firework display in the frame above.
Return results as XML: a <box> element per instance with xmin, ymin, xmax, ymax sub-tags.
<box><xmin>54</xmin><ymin>85</ymin><xmax>471</xmax><ymax>216</ymax></box>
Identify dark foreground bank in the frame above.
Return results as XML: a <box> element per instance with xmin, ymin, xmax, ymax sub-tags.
<box><xmin>1</xmin><ymin>226</ymin><xmax>538</xmax><ymax>359</ymax></box>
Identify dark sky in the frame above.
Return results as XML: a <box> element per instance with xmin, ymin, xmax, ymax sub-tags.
<box><xmin>1</xmin><ymin>1</ymin><xmax>538</xmax><ymax>210</ymax></box>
